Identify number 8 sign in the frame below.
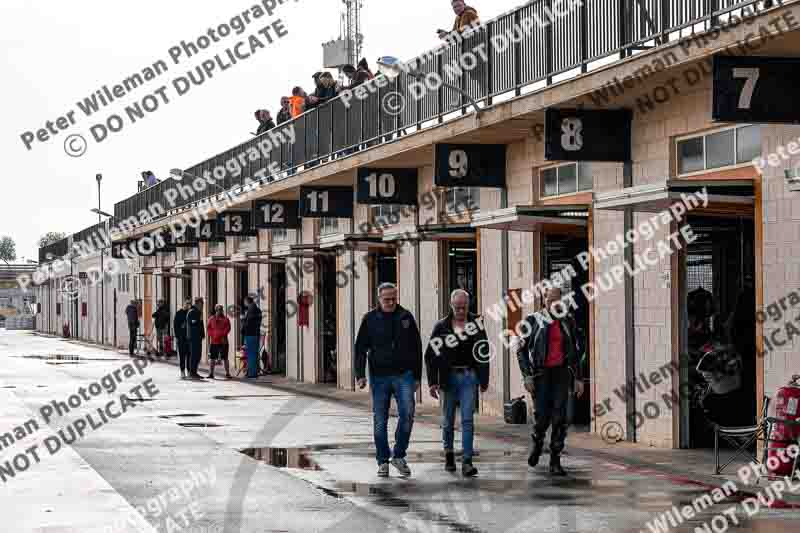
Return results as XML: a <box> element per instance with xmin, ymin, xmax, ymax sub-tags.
<box><xmin>545</xmin><ymin>108</ymin><xmax>632</xmax><ymax>162</ymax></box>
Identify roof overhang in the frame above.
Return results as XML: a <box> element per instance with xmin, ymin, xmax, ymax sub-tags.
<box><xmin>382</xmin><ymin>223</ymin><xmax>475</xmax><ymax>242</ymax></box>
<box><xmin>594</xmin><ymin>179</ymin><xmax>754</xmax><ymax>212</ymax></box>
<box><xmin>230</xmin><ymin>251</ymin><xmax>286</xmax><ymax>264</ymax></box>
<box><xmin>319</xmin><ymin>233</ymin><xmax>396</xmax><ymax>252</ymax></box>
<box><xmin>272</xmin><ymin>244</ymin><xmax>338</xmax><ymax>259</ymax></box>
<box><xmin>471</xmin><ymin>205</ymin><xmax>588</xmax><ymax>232</ymax></box>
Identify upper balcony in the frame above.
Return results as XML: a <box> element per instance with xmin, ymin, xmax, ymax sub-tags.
<box><xmin>97</xmin><ymin>0</ymin><xmax>777</xmax><ymax>234</ymax></box>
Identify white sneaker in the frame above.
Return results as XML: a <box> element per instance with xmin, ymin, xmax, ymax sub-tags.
<box><xmin>377</xmin><ymin>463</ymin><xmax>389</xmax><ymax>477</ymax></box>
<box><xmin>391</xmin><ymin>457</ymin><xmax>411</xmax><ymax>477</ymax></box>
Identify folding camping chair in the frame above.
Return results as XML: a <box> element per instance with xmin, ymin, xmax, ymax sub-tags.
<box><xmin>714</xmin><ymin>395</ymin><xmax>770</xmax><ymax>475</ymax></box>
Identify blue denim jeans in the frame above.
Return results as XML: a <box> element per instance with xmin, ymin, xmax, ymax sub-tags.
<box><xmin>245</xmin><ymin>335</ymin><xmax>260</xmax><ymax>378</ymax></box>
<box><xmin>442</xmin><ymin>368</ymin><xmax>478</xmax><ymax>461</ymax></box>
<box><xmin>370</xmin><ymin>370</ymin><xmax>416</xmax><ymax>465</ymax></box>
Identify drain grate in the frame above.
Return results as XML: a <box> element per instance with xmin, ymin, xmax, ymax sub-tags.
<box><xmin>177</xmin><ymin>422</ymin><xmax>223</xmax><ymax>428</ymax></box>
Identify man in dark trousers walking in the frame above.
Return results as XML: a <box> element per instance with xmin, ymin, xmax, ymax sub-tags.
<box><xmin>241</xmin><ymin>296</ymin><xmax>263</xmax><ymax>378</ymax></box>
<box><xmin>355</xmin><ymin>282</ymin><xmax>423</xmax><ymax>478</ymax></box>
<box><xmin>516</xmin><ymin>286</ymin><xmax>585</xmax><ymax>476</ymax></box>
<box><xmin>125</xmin><ymin>300</ymin><xmax>139</xmax><ymax>356</ymax></box>
<box><xmin>174</xmin><ymin>299</ymin><xmax>191</xmax><ymax>379</ymax></box>
<box><xmin>186</xmin><ymin>298</ymin><xmax>205</xmax><ymax>379</ymax></box>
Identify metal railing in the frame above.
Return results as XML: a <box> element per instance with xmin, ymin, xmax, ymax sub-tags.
<box><xmin>37</xmin><ymin>0</ymin><xmax>775</xmax><ymax>264</ymax></box>
<box><xmin>39</xmin><ymin>239</ymin><xmax>69</xmax><ymax>264</ymax></box>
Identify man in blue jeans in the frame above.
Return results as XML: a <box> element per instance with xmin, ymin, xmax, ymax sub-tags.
<box><xmin>241</xmin><ymin>296</ymin><xmax>262</xmax><ymax>378</ymax></box>
<box><xmin>425</xmin><ymin>289</ymin><xmax>489</xmax><ymax>477</ymax></box>
<box><xmin>355</xmin><ymin>282</ymin><xmax>423</xmax><ymax>478</ymax></box>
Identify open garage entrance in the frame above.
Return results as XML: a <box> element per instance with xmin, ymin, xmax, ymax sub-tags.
<box><xmin>679</xmin><ymin>215</ymin><xmax>756</xmax><ymax>449</ymax></box>
<box><xmin>270</xmin><ymin>265</ymin><xmax>287</xmax><ymax>376</ymax></box>
<box><xmin>319</xmin><ymin>256</ymin><xmax>338</xmax><ymax>384</ymax></box>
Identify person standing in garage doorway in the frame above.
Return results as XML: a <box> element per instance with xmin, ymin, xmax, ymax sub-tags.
<box><xmin>187</xmin><ymin>298</ymin><xmax>205</xmax><ymax>380</ymax></box>
<box><xmin>173</xmin><ymin>299</ymin><xmax>191</xmax><ymax>379</ymax></box>
<box><xmin>242</xmin><ymin>296</ymin><xmax>262</xmax><ymax>379</ymax></box>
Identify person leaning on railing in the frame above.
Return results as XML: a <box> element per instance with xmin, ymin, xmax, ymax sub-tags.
<box><xmin>437</xmin><ymin>0</ymin><xmax>479</xmax><ymax>39</ymax></box>
<box><xmin>276</xmin><ymin>97</ymin><xmax>292</xmax><ymax>125</ymax></box>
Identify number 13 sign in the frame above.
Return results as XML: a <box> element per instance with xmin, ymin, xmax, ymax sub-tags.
<box><xmin>713</xmin><ymin>55</ymin><xmax>800</xmax><ymax>124</ymax></box>
<box><xmin>434</xmin><ymin>144</ymin><xmax>506</xmax><ymax>188</ymax></box>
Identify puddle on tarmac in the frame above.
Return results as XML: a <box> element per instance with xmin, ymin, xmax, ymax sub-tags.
<box><xmin>1</xmin><ymin>386</ymin><xmax>16</xmax><ymax>389</ymax></box>
<box><xmin>17</xmin><ymin>354</ymin><xmax>128</xmax><ymax>362</ymax></box>
<box><xmin>158</xmin><ymin>413</ymin><xmax>206</xmax><ymax>419</ymax></box>
<box><xmin>177</xmin><ymin>422</ymin><xmax>223</xmax><ymax>428</ymax></box>
<box><xmin>241</xmin><ymin>447</ymin><xmax>322</xmax><ymax>470</ymax></box>
<box><xmin>213</xmin><ymin>394</ymin><xmax>291</xmax><ymax>400</ymax></box>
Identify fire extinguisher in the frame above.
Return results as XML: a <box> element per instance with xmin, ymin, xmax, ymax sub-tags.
<box><xmin>62</xmin><ymin>322</ymin><xmax>71</xmax><ymax>339</ymax></box>
<box><xmin>767</xmin><ymin>374</ymin><xmax>800</xmax><ymax>477</ymax></box>
<box><xmin>298</xmin><ymin>292</ymin><xmax>312</xmax><ymax>327</ymax></box>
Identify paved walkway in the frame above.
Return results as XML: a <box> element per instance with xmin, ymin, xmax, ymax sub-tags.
<box><xmin>41</xmin><ymin>332</ymin><xmax>800</xmax><ymax>506</ymax></box>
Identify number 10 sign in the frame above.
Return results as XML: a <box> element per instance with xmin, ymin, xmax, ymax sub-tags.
<box><xmin>434</xmin><ymin>144</ymin><xmax>506</xmax><ymax>188</ymax></box>
<box><xmin>544</xmin><ymin>108</ymin><xmax>632</xmax><ymax>162</ymax></box>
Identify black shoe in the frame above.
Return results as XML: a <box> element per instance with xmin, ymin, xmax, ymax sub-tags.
<box><xmin>528</xmin><ymin>439</ymin><xmax>543</xmax><ymax>468</ymax></box>
<box><xmin>549</xmin><ymin>455</ymin><xmax>566</xmax><ymax>476</ymax></box>
<box><xmin>462</xmin><ymin>460</ymin><xmax>478</xmax><ymax>477</ymax></box>
<box><xmin>445</xmin><ymin>452</ymin><xmax>456</xmax><ymax>472</ymax></box>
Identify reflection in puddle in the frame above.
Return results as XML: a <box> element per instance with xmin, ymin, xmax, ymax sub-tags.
<box><xmin>158</xmin><ymin>413</ymin><xmax>205</xmax><ymax>419</ymax></box>
<box><xmin>213</xmin><ymin>394</ymin><xmax>288</xmax><ymax>400</ymax></box>
<box><xmin>240</xmin><ymin>447</ymin><xmax>322</xmax><ymax>470</ymax></box>
<box><xmin>177</xmin><ymin>422</ymin><xmax>223</xmax><ymax>428</ymax></box>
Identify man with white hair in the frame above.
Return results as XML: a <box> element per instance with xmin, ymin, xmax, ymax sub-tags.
<box><xmin>425</xmin><ymin>289</ymin><xmax>489</xmax><ymax>477</ymax></box>
<box><xmin>355</xmin><ymin>282</ymin><xmax>423</xmax><ymax>478</ymax></box>
<box><xmin>516</xmin><ymin>285</ymin><xmax>584</xmax><ymax>475</ymax></box>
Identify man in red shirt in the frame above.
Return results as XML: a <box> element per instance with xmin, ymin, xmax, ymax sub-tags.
<box><xmin>516</xmin><ymin>286</ymin><xmax>584</xmax><ymax>475</ymax></box>
<box><xmin>207</xmin><ymin>304</ymin><xmax>232</xmax><ymax>379</ymax></box>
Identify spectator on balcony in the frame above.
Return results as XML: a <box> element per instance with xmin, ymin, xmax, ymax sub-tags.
<box><xmin>308</xmin><ymin>72</ymin><xmax>340</xmax><ymax>110</ymax></box>
<box><xmin>277</xmin><ymin>97</ymin><xmax>292</xmax><ymax>125</ymax></box>
<box><xmin>438</xmin><ymin>1</ymin><xmax>479</xmax><ymax>39</ymax></box>
<box><xmin>141</xmin><ymin>171</ymin><xmax>159</xmax><ymax>188</ymax></box>
<box><xmin>289</xmin><ymin>87</ymin><xmax>307</xmax><ymax>119</ymax></box>
<box><xmin>254</xmin><ymin>109</ymin><xmax>275</xmax><ymax>136</ymax></box>
<box><xmin>344</xmin><ymin>59</ymin><xmax>374</xmax><ymax>89</ymax></box>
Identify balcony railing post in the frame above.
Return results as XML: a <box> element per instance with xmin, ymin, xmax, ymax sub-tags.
<box><xmin>486</xmin><ymin>22</ymin><xmax>493</xmax><ymax>106</ymax></box>
<box><xmin>619</xmin><ymin>0</ymin><xmax>629</xmax><ymax>59</ymax></box>
<box><xmin>710</xmin><ymin>0</ymin><xmax>720</xmax><ymax>28</ymax></box>
<box><xmin>437</xmin><ymin>53</ymin><xmax>444</xmax><ymax>123</ymax></box>
<box><xmin>580</xmin><ymin>0</ymin><xmax>588</xmax><ymax>73</ymax></box>
<box><xmin>545</xmin><ymin>0</ymin><xmax>554</xmax><ymax>85</ymax></box>
<box><xmin>514</xmin><ymin>9</ymin><xmax>522</xmax><ymax>96</ymax></box>
<box><xmin>660</xmin><ymin>0</ymin><xmax>670</xmax><ymax>45</ymax></box>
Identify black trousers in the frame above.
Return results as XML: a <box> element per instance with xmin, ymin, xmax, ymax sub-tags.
<box><xmin>532</xmin><ymin>366</ymin><xmax>572</xmax><ymax>457</ymax></box>
<box><xmin>189</xmin><ymin>338</ymin><xmax>203</xmax><ymax>375</ymax></box>
<box><xmin>128</xmin><ymin>323</ymin><xmax>138</xmax><ymax>355</ymax></box>
<box><xmin>177</xmin><ymin>336</ymin><xmax>190</xmax><ymax>372</ymax></box>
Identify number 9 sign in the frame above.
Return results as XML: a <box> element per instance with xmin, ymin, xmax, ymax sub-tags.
<box><xmin>434</xmin><ymin>144</ymin><xmax>506</xmax><ymax>188</ymax></box>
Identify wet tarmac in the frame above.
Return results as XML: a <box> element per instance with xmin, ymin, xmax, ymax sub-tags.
<box><xmin>1</xmin><ymin>330</ymin><xmax>798</xmax><ymax>532</ymax></box>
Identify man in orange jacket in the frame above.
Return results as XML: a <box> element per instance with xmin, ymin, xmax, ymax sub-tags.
<box><xmin>207</xmin><ymin>304</ymin><xmax>232</xmax><ymax>379</ymax></box>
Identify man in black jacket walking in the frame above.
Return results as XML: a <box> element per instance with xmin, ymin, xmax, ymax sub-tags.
<box><xmin>125</xmin><ymin>301</ymin><xmax>139</xmax><ymax>356</ymax></box>
<box><xmin>516</xmin><ymin>286</ymin><xmax>585</xmax><ymax>475</ymax></box>
<box><xmin>186</xmin><ymin>298</ymin><xmax>205</xmax><ymax>379</ymax></box>
<box><xmin>355</xmin><ymin>282</ymin><xmax>422</xmax><ymax>478</ymax></box>
<box><xmin>425</xmin><ymin>289</ymin><xmax>489</xmax><ymax>477</ymax></box>
<box><xmin>242</xmin><ymin>296</ymin><xmax>262</xmax><ymax>378</ymax></box>
<box><xmin>174</xmin><ymin>299</ymin><xmax>191</xmax><ymax>378</ymax></box>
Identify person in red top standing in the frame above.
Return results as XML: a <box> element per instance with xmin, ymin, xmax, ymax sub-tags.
<box><xmin>207</xmin><ymin>304</ymin><xmax>232</xmax><ymax>380</ymax></box>
<box><xmin>516</xmin><ymin>286</ymin><xmax>584</xmax><ymax>476</ymax></box>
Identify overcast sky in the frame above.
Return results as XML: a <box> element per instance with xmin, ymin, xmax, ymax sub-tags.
<box><xmin>0</xmin><ymin>0</ymin><xmax>523</xmax><ymax>261</ymax></box>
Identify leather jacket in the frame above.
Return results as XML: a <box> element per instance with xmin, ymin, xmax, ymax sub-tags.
<box><xmin>516</xmin><ymin>312</ymin><xmax>581</xmax><ymax>380</ymax></box>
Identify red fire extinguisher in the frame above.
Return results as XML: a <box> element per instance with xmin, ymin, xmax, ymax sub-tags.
<box><xmin>767</xmin><ymin>374</ymin><xmax>800</xmax><ymax>477</ymax></box>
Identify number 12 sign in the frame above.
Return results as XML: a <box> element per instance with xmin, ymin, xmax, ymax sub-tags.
<box><xmin>713</xmin><ymin>55</ymin><xmax>800</xmax><ymax>124</ymax></box>
<box><xmin>434</xmin><ymin>144</ymin><xmax>506</xmax><ymax>188</ymax></box>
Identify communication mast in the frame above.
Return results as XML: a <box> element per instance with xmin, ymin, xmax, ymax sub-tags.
<box><xmin>342</xmin><ymin>0</ymin><xmax>364</xmax><ymax>68</ymax></box>
<box><xmin>322</xmin><ymin>0</ymin><xmax>364</xmax><ymax>75</ymax></box>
